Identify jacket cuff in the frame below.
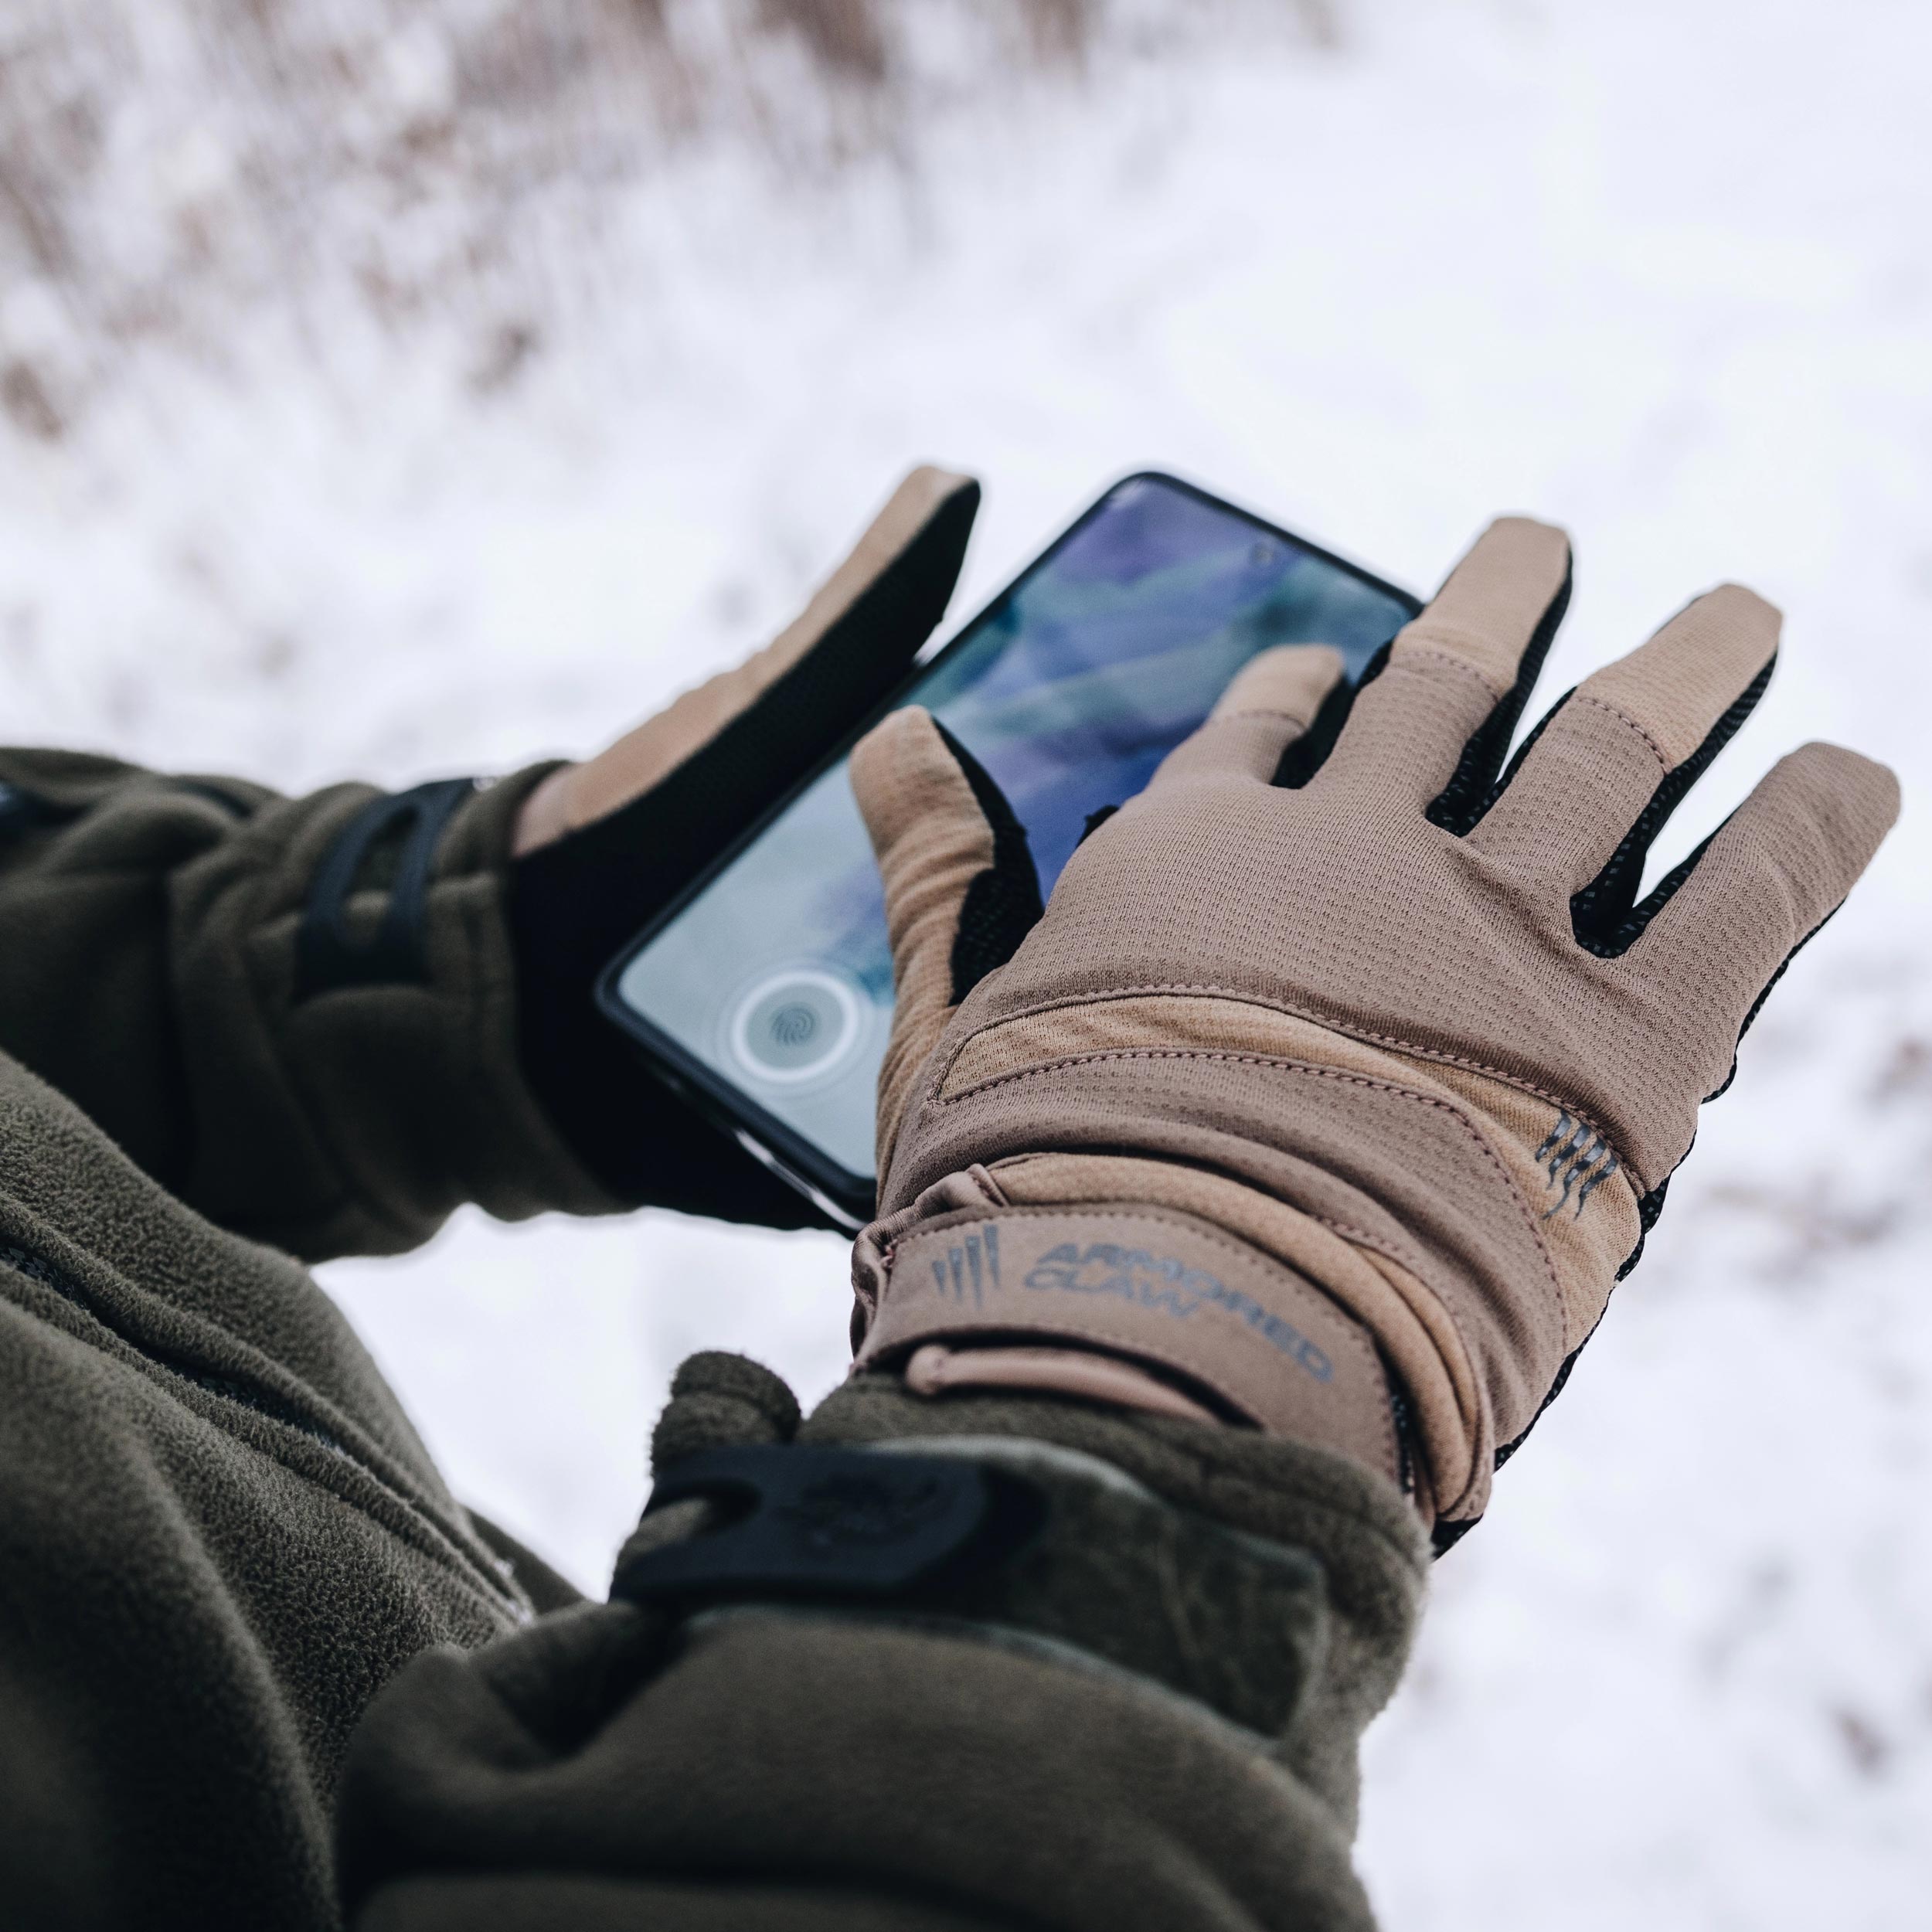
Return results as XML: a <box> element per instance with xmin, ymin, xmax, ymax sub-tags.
<box><xmin>170</xmin><ymin>764</ymin><xmax>621</xmax><ymax>1260</ymax></box>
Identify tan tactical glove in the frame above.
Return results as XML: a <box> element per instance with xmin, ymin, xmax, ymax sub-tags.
<box><xmin>847</xmin><ymin>517</ymin><xmax>1899</xmax><ymax>1541</ymax></box>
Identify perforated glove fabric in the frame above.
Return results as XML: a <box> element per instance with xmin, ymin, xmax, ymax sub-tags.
<box><xmin>847</xmin><ymin>517</ymin><xmax>1899</xmax><ymax>1536</ymax></box>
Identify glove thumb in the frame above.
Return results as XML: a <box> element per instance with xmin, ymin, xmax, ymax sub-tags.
<box><xmin>850</xmin><ymin>708</ymin><xmax>1041</xmax><ymax>1179</ymax></box>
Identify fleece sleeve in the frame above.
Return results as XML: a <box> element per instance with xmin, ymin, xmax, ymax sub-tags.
<box><xmin>335</xmin><ymin>1357</ymin><xmax>1427</xmax><ymax>1932</ymax></box>
<box><xmin>0</xmin><ymin>750</ymin><xmax>612</xmax><ymax>1260</ymax></box>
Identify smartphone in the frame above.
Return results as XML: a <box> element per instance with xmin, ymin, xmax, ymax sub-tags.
<box><xmin>599</xmin><ymin>473</ymin><xmax>1420</xmax><ymax>1228</ymax></box>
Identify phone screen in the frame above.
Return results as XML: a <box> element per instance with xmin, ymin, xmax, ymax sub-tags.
<box><xmin>604</xmin><ymin>474</ymin><xmax>1417</xmax><ymax>1209</ymax></box>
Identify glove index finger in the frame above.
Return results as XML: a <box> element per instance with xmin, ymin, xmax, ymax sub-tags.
<box><xmin>1148</xmin><ymin>644</ymin><xmax>1345</xmax><ymax>790</ymax></box>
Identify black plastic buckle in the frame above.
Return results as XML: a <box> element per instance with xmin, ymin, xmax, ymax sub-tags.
<box><xmin>610</xmin><ymin>1444</ymin><xmax>1040</xmax><ymax>1607</ymax></box>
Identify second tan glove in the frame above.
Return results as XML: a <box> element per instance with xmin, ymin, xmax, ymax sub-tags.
<box><xmin>847</xmin><ymin>518</ymin><xmax>1899</xmax><ymax>1540</ymax></box>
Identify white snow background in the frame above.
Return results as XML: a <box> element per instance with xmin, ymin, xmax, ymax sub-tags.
<box><xmin>5</xmin><ymin>2</ymin><xmax>1930</xmax><ymax>1923</ymax></box>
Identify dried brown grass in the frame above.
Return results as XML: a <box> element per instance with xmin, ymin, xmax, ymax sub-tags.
<box><xmin>0</xmin><ymin>1</ymin><xmax>1333</xmax><ymax>436</ymax></box>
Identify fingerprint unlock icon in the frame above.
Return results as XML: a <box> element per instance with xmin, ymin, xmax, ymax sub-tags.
<box><xmin>728</xmin><ymin>968</ymin><xmax>864</xmax><ymax>1084</ymax></box>
<box><xmin>770</xmin><ymin>1004</ymin><xmax>818</xmax><ymax>1048</ymax></box>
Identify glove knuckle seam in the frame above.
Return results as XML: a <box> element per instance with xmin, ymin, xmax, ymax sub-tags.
<box><xmin>943</xmin><ymin>983</ymin><xmax>1646</xmax><ymax>1192</ymax></box>
<box><xmin>1213</xmin><ymin>706</ymin><xmax>1317</xmax><ymax>727</ymax></box>
<box><xmin>1390</xmin><ymin>645</ymin><xmax>1506</xmax><ymax>701</ymax></box>
<box><xmin>932</xmin><ymin>1047</ymin><xmax>1566</xmax><ymax>1321</ymax></box>
<box><xmin>1564</xmin><ymin>692</ymin><xmax>1672</xmax><ymax>774</ymax></box>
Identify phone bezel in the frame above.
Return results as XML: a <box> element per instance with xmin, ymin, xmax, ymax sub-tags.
<box><xmin>595</xmin><ymin>469</ymin><xmax>1421</xmax><ymax>1230</ymax></box>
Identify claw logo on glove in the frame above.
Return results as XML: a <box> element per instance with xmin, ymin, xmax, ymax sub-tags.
<box><xmin>1534</xmin><ymin>1111</ymin><xmax>1621</xmax><ymax>1221</ymax></box>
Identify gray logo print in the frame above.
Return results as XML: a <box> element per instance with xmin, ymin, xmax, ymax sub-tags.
<box><xmin>1020</xmin><ymin>1241</ymin><xmax>1332</xmax><ymax>1383</ymax></box>
<box><xmin>1534</xmin><ymin>1111</ymin><xmax>1619</xmax><ymax>1220</ymax></box>
<box><xmin>927</xmin><ymin>1225</ymin><xmax>1001</xmax><ymax>1308</ymax></box>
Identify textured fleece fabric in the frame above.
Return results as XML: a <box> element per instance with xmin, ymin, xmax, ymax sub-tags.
<box><xmin>0</xmin><ymin>750</ymin><xmax>613</xmax><ymax>1258</ymax></box>
<box><xmin>0</xmin><ymin>1050</ymin><xmax>541</xmax><ymax>1931</ymax></box>
<box><xmin>0</xmin><ymin>757</ymin><xmax>620</xmax><ymax>1929</ymax></box>
<box><xmin>338</xmin><ymin>1354</ymin><xmax>1425</xmax><ymax>1932</ymax></box>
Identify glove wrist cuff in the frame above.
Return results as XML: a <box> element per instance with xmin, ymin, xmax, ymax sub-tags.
<box><xmin>852</xmin><ymin>1196</ymin><xmax>1410</xmax><ymax>1498</ymax></box>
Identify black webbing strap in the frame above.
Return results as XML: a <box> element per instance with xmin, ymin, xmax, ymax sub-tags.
<box><xmin>294</xmin><ymin>778</ymin><xmax>474</xmax><ymax>998</ymax></box>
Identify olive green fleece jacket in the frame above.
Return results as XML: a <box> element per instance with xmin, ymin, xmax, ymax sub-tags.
<box><xmin>0</xmin><ymin>750</ymin><xmax>1426</xmax><ymax>1931</ymax></box>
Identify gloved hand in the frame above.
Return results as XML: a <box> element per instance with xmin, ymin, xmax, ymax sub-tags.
<box><xmin>0</xmin><ymin>468</ymin><xmax>975</xmax><ymax>1257</ymax></box>
<box><xmin>509</xmin><ymin>465</ymin><xmax>978</xmax><ymax>1226</ymax></box>
<box><xmin>847</xmin><ymin>516</ymin><xmax>1899</xmax><ymax>1540</ymax></box>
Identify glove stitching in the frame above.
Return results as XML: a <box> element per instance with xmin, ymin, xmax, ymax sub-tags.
<box><xmin>930</xmin><ymin>1049</ymin><xmax>1566</xmax><ymax>1321</ymax></box>
<box><xmin>1565</xmin><ymin>692</ymin><xmax>1671</xmax><ymax>774</ymax></box>
<box><xmin>885</xmin><ymin>1204</ymin><xmax>1400</xmax><ymax>1481</ymax></box>
<box><xmin>906</xmin><ymin>1104</ymin><xmax>1528</xmax><ymax>1495</ymax></box>
<box><xmin>1206</xmin><ymin>706</ymin><xmax>1317</xmax><ymax>728</ymax></box>
<box><xmin>935</xmin><ymin>985</ymin><xmax>1646</xmax><ymax>1193</ymax></box>
<box><xmin>1389</xmin><ymin>645</ymin><xmax>1506</xmax><ymax>701</ymax></box>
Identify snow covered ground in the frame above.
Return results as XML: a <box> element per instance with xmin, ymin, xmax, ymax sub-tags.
<box><xmin>5</xmin><ymin>2</ymin><xmax>1930</xmax><ymax>1923</ymax></box>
